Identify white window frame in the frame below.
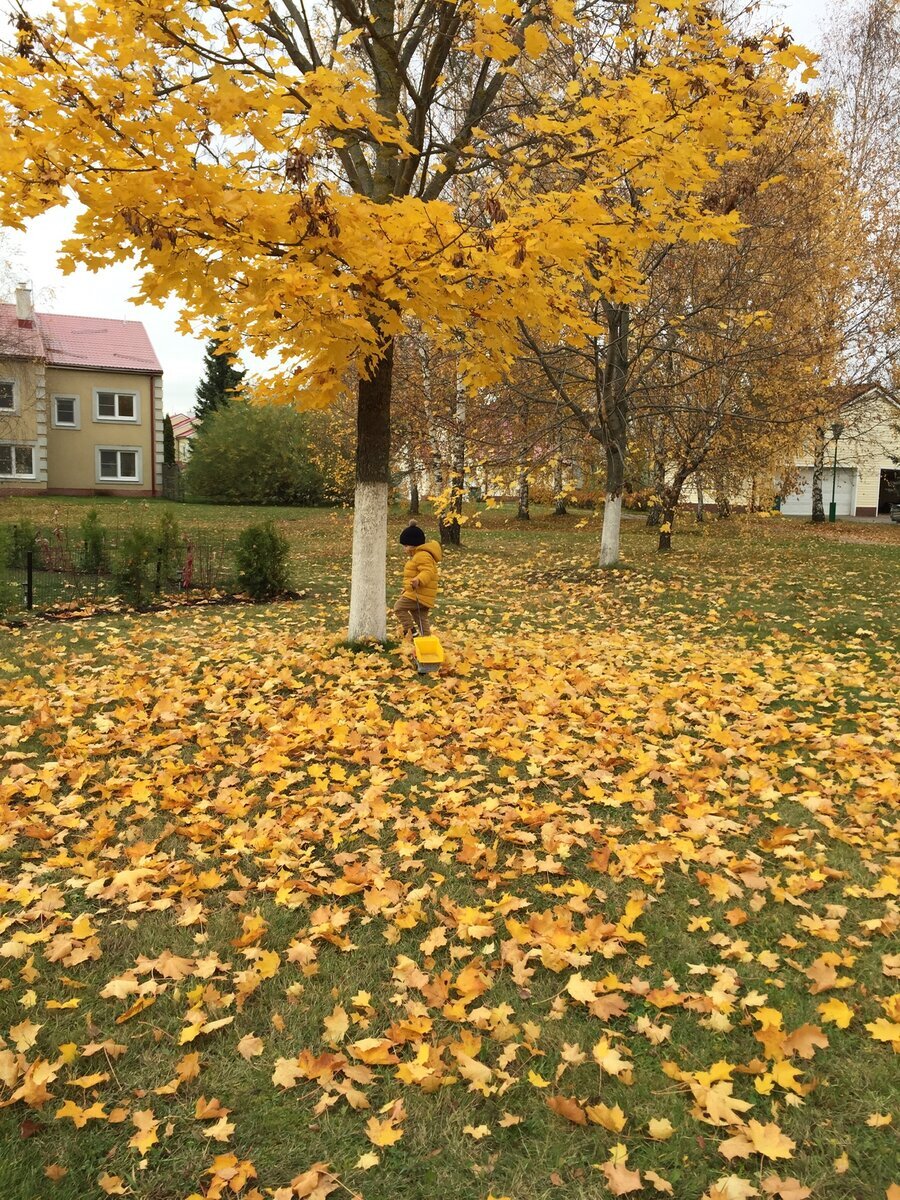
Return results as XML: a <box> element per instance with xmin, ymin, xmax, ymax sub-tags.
<box><xmin>0</xmin><ymin>380</ymin><xmax>17</xmax><ymax>413</ymax></box>
<box><xmin>96</xmin><ymin>446</ymin><xmax>142</xmax><ymax>484</ymax></box>
<box><xmin>93</xmin><ymin>388</ymin><xmax>140</xmax><ymax>424</ymax></box>
<box><xmin>0</xmin><ymin>443</ymin><xmax>36</xmax><ymax>480</ymax></box>
<box><xmin>52</xmin><ymin>394</ymin><xmax>81</xmax><ymax>429</ymax></box>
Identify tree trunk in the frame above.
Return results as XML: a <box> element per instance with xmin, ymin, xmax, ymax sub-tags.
<box><xmin>658</xmin><ymin>507</ymin><xmax>675</xmax><ymax>551</ymax></box>
<box><xmin>714</xmin><ymin>475</ymin><xmax>731</xmax><ymax>518</ymax></box>
<box><xmin>598</xmin><ymin>303</ymin><xmax>629</xmax><ymax>566</ymax></box>
<box><xmin>407</xmin><ymin>441</ymin><xmax>419</xmax><ymax>515</ymax></box>
<box><xmin>348</xmin><ymin>344</ymin><xmax>393</xmax><ymax>642</ymax></box>
<box><xmin>695</xmin><ymin>477</ymin><xmax>705</xmax><ymax>523</ymax></box>
<box><xmin>646</xmin><ymin>456</ymin><xmax>665</xmax><ymax>527</ymax></box>
<box><xmin>600</xmin><ymin>440</ymin><xmax>625</xmax><ymax>566</ymax></box>
<box><xmin>811</xmin><ymin>425</ymin><xmax>826</xmax><ymax>522</ymax></box>
<box><xmin>439</xmin><ymin>369</ymin><xmax>466</xmax><ymax>545</ymax></box>
<box><xmin>553</xmin><ymin>457</ymin><xmax>567</xmax><ymax>516</ymax></box>
<box><xmin>516</xmin><ymin>469</ymin><xmax>530</xmax><ymax>519</ymax></box>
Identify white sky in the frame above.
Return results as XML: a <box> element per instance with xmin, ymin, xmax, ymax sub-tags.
<box><xmin>3</xmin><ymin>0</ymin><xmax>833</xmax><ymax>417</ymax></box>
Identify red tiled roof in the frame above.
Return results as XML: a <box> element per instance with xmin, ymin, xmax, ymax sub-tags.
<box><xmin>169</xmin><ymin>413</ymin><xmax>197</xmax><ymax>438</ymax></box>
<box><xmin>0</xmin><ymin>304</ymin><xmax>162</xmax><ymax>373</ymax></box>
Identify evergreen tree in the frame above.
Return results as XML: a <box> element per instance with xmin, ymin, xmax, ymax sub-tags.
<box><xmin>162</xmin><ymin>414</ymin><xmax>176</xmax><ymax>466</ymax></box>
<box><xmin>194</xmin><ymin>333</ymin><xmax>244</xmax><ymax>423</ymax></box>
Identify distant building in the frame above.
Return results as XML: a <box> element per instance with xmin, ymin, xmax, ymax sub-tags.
<box><xmin>780</xmin><ymin>386</ymin><xmax>900</xmax><ymax>518</ymax></box>
<box><xmin>0</xmin><ymin>284</ymin><xmax>163</xmax><ymax>496</ymax></box>
<box><xmin>168</xmin><ymin>412</ymin><xmax>197</xmax><ymax>463</ymax></box>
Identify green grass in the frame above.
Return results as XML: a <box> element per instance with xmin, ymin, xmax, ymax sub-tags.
<box><xmin>0</xmin><ymin>501</ymin><xmax>897</xmax><ymax>1200</ymax></box>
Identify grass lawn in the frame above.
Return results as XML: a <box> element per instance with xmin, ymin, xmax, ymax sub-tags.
<box><xmin>0</xmin><ymin>501</ymin><xmax>898</xmax><ymax>1200</ymax></box>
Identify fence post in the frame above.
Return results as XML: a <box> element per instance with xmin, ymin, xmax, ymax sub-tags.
<box><xmin>25</xmin><ymin>550</ymin><xmax>34</xmax><ymax>611</ymax></box>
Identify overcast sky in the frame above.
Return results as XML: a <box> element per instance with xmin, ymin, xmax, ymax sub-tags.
<box><xmin>4</xmin><ymin>0</ymin><xmax>834</xmax><ymax>417</ymax></box>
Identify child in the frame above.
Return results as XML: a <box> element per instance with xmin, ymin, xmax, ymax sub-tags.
<box><xmin>394</xmin><ymin>522</ymin><xmax>442</xmax><ymax>638</ymax></box>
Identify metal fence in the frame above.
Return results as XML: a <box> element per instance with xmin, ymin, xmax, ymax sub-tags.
<box><xmin>1</xmin><ymin>521</ymin><xmax>234</xmax><ymax>615</ymax></box>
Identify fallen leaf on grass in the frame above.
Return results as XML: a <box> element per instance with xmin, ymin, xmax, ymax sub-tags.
<box><xmin>647</xmin><ymin>1117</ymin><xmax>674</xmax><ymax>1140</ymax></box>
<box><xmin>463</xmin><ymin>1124</ymin><xmax>491</xmax><ymax>1139</ymax></box>
<box><xmin>365</xmin><ymin>1115</ymin><xmax>403</xmax><ymax>1147</ymax></box>
<box><xmin>128</xmin><ymin>1109</ymin><xmax>159</xmax><ymax>1154</ymax></box>
<box><xmin>719</xmin><ymin>1121</ymin><xmax>796</xmax><ymax>1162</ymax></box>
<box><xmin>98</xmin><ymin>1174</ymin><xmax>130</xmax><ymax>1195</ymax></box>
<box><xmin>236</xmin><ymin>1033</ymin><xmax>264</xmax><ymax>1060</ymax></box>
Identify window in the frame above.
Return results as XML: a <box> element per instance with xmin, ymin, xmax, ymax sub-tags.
<box><xmin>97</xmin><ymin>447</ymin><xmax>140</xmax><ymax>483</ymax></box>
<box><xmin>95</xmin><ymin>390</ymin><xmax>138</xmax><ymax>422</ymax></box>
<box><xmin>52</xmin><ymin>395</ymin><xmax>80</xmax><ymax>428</ymax></box>
<box><xmin>0</xmin><ymin>444</ymin><xmax>35</xmax><ymax>478</ymax></box>
<box><xmin>0</xmin><ymin>381</ymin><xmax>15</xmax><ymax>411</ymax></box>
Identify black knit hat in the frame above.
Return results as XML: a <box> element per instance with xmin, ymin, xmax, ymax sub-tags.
<box><xmin>399</xmin><ymin>523</ymin><xmax>426</xmax><ymax>547</ymax></box>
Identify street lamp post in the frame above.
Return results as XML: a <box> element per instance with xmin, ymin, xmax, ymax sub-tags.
<box><xmin>828</xmin><ymin>421</ymin><xmax>844</xmax><ymax>523</ymax></box>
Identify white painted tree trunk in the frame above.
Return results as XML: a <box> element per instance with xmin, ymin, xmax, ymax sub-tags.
<box><xmin>348</xmin><ymin>480</ymin><xmax>388</xmax><ymax>642</ymax></box>
<box><xmin>599</xmin><ymin>493</ymin><xmax>622</xmax><ymax>566</ymax></box>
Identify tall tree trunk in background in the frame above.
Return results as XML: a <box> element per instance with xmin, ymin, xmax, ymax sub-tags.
<box><xmin>714</xmin><ymin>474</ymin><xmax>731</xmax><ymax>518</ymax></box>
<box><xmin>348</xmin><ymin>343</ymin><xmax>393</xmax><ymax>641</ymax></box>
<box><xmin>407</xmin><ymin>441</ymin><xmax>420</xmax><ymax>515</ymax></box>
<box><xmin>553</xmin><ymin>456</ymin><xmax>567</xmax><ymax>516</ymax></box>
<box><xmin>658</xmin><ymin>468</ymin><xmax>690</xmax><ymax>551</ymax></box>
<box><xmin>599</xmin><ymin>302</ymin><xmax>629</xmax><ymax>566</ymax></box>
<box><xmin>695</xmin><ymin>477</ymin><xmax>705</xmax><ymax>522</ymax></box>
<box><xmin>646</xmin><ymin>455</ymin><xmax>665</xmax><ymax>526</ymax></box>
<box><xmin>415</xmin><ymin>334</ymin><xmax>445</xmax><ymax>508</ymax></box>
<box><xmin>811</xmin><ymin>425</ymin><xmax>826</xmax><ymax>522</ymax></box>
<box><xmin>516</xmin><ymin>394</ymin><xmax>532</xmax><ymax>521</ymax></box>
<box><xmin>517</xmin><ymin>469</ymin><xmax>531</xmax><ymax>519</ymax></box>
<box><xmin>440</xmin><ymin>368</ymin><xmax>465</xmax><ymax>545</ymax></box>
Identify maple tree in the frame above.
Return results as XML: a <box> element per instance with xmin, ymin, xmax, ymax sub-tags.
<box><xmin>0</xmin><ymin>0</ymin><xmax>812</xmax><ymax>635</ymax></box>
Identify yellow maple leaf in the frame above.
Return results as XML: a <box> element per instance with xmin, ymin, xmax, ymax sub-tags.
<box><xmin>365</xmin><ymin>1116</ymin><xmax>404</xmax><ymax>1147</ymax></box>
<box><xmin>97</xmin><ymin>1173</ymin><xmax>129</xmax><ymax>1195</ymax></box>
<box><xmin>648</xmin><ymin>1117</ymin><xmax>674</xmax><ymax>1140</ymax></box>
<box><xmin>236</xmin><ymin>1033</ymin><xmax>264</xmax><ymax>1060</ymax></box>
<box><xmin>817</xmin><ymin>998</ymin><xmax>854</xmax><ymax>1028</ymax></box>
<box><xmin>323</xmin><ymin>1004</ymin><xmax>350</xmax><ymax>1045</ymax></box>
<box><xmin>586</xmin><ymin>1101</ymin><xmax>626</xmax><ymax>1133</ymax></box>
<box><xmin>463</xmin><ymin>1124</ymin><xmax>491</xmax><ymax>1139</ymax></box>
<box><xmin>129</xmin><ymin>1109</ymin><xmax>160</xmax><ymax>1154</ymax></box>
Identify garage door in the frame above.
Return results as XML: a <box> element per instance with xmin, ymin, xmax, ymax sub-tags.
<box><xmin>781</xmin><ymin>467</ymin><xmax>855</xmax><ymax>516</ymax></box>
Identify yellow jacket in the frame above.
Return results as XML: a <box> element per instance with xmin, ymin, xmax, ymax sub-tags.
<box><xmin>402</xmin><ymin>540</ymin><xmax>442</xmax><ymax>607</ymax></box>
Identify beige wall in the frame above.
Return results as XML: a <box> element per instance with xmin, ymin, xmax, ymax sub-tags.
<box><xmin>841</xmin><ymin>400</ymin><xmax>900</xmax><ymax>511</ymax></box>
<box><xmin>45</xmin><ymin>368</ymin><xmax>156</xmax><ymax>493</ymax></box>
<box><xmin>0</xmin><ymin>358</ymin><xmax>47</xmax><ymax>490</ymax></box>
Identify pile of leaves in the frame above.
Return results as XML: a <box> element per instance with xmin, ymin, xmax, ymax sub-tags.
<box><xmin>0</xmin><ymin>522</ymin><xmax>897</xmax><ymax>1200</ymax></box>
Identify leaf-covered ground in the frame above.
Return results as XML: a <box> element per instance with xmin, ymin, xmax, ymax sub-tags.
<box><xmin>1</xmin><ymin>510</ymin><xmax>898</xmax><ymax>1200</ymax></box>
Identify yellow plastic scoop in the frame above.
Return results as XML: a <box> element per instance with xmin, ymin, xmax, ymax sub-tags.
<box><xmin>413</xmin><ymin>633</ymin><xmax>444</xmax><ymax>674</ymax></box>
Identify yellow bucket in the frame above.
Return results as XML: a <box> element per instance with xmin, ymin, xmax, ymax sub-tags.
<box><xmin>413</xmin><ymin>633</ymin><xmax>444</xmax><ymax>673</ymax></box>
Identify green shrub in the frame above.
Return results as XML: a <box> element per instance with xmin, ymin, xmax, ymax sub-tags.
<box><xmin>112</xmin><ymin>523</ymin><xmax>157</xmax><ymax>609</ymax></box>
<box><xmin>79</xmin><ymin>508</ymin><xmax>109</xmax><ymax>574</ymax></box>
<box><xmin>234</xmin><ymin>521</ymin><xmax>291</xmax><ymax>600</ymax></box>
<box><xmin>3</xmin><ymin>519</ymin><xmax>38</xmax><ymax>568</ymax></box>
<box><xmin>184</xmin><ymin>402</ymin><xmax>327</xmax><ymax>506</ymax></box>
<box><xmin>155</xmin><ymin>510</ymin><xmax>182</xmax><ymax>584</ymax></box>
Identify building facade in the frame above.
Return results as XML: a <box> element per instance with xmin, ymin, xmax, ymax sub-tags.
<box><xmin>779</xmin><ymin>387</ymin><xmax>900</xmax><ymax>518</ymax></box>
<box><xmin>0</xmin><ymin>286</ymin><xmax>163</xmax><ymax>497</ymax></box>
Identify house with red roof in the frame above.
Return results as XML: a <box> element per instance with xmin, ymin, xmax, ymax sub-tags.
<box><xmin>0</xmin><ymin>284</ymin><xmax>163</xmax><ymax>496</ymax></box>
<box><xmin>168</xmin><ymin>412</ymin><xmax>197</xmax><ymax>463</ymax></box>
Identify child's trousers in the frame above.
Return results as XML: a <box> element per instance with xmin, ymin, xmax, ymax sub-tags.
<box><xmin>394</xmin><ymin>596</ymin><xmax>432</xmax><ymax>636</ymax></box>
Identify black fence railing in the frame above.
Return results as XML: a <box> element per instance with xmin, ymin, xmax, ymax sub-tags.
<box><xmin>1</xmin><ymin>523</ymin><xmax>234</xmax><ymax>615</ymax></box>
